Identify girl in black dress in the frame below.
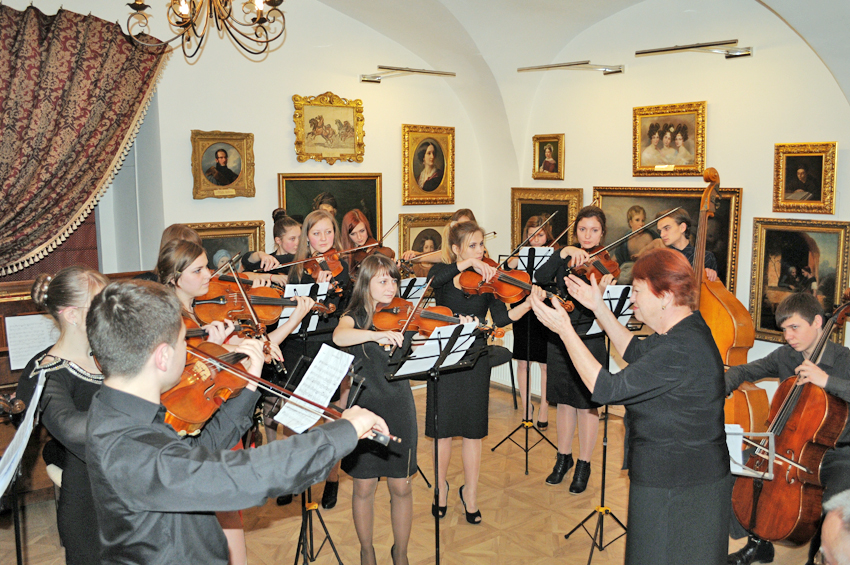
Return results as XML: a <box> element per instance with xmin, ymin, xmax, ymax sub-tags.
<box><xmin>534</xmin><ymin>206</ymin><xmax>615</xmax><ymax>493</ymax></box>
<box><xmin>24</xmin><ymin>266</ymin><xmax>108</xmax><ymax>565</ymax></box>
<box><xmin>333</xmin><ymin>254</ymin><xmax>417</xmax><ymax>565</ymax></box>
<box><xmin>240</xmin><ymin>211</ymin><xmax>301</xmax><ymax>285</ymax></box>
<box><xmin>505</xmin><ymin>214</ymin><xmax>556</xmax><ymax>428</ymax></box>
<box><xmin>426</xmin><ymin>221</ymin><xmax>534</xmax><ymax>524</ymax></box>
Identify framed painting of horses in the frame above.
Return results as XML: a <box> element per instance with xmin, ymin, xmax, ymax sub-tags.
<box><xmin>292</xmin><ymin>91</ymin><xmax>365</xmax><ymax>165</ymax></box>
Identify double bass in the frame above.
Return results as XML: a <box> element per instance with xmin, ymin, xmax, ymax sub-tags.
<box><xmin>731</xmin><ymin>296</ymin><xmax>850</xmax><ymax>544</ymax></box>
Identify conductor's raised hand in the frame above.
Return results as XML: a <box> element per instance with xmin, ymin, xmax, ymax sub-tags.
<box><xmin>564</xmin><ymin>273</ymin><xmax>605</xmax><ymax>312</ymax></box>
<box><xmin>342</xmin><ymin>406</ymin><xmax>390</xmax><ymax>440</ymax></box>
<box><xmin>529</xmin><ymin>286</ymin><xmax>573</xmax><ymax>337</ymax></box>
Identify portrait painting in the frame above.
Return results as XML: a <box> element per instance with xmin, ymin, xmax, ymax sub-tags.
<box><xmin>191</xmin><ymin>130</ymin><xmax>255</xmax><ymax>200</ymax></box>
<box><xmin>399</xmin><ymin>212</ymin><xmax>453</xmax><ymax>279</ymax></box>
<box><xmin>278</xmin><ymin>173</ymin><xmax>382</xmax><ymax>238</ymax></box>
<box><xmin>593</xmin><ymin>186</ymin><xmax>742</xmax><ymax>289</ymax></box>
<box><xmin>511</xmin><ymin>188</ymin><xmax>582</xmax><ymax>249</ymax></box>
<box><xmin>772</xmin><ymin>142</ymin><xmax>837</xmax><ymax>214</ymax></box>
<box><xmin>633</xmin><ymin>101</ymin><xmax>706</xmax><ymax>176</ymax></box>
<box><xmin>184</xmin><ymin>221</ymin><xmax>265</xmax><ymax>271</ymax></box>
<box><xmin>750</xmin><ymin>218</ymin><xmax>849</xmax><ymax>343</ymax></box>
<box><xmin>292</xmin><ymin>91</ymin><xmax>365</xmax><ymax>165</ymax></box>
<box><xmin>402</xmin><ymin>124</ymin><xmax>455</xmax><ymax>205</ymax></box>
<box><xmin>532</xmin><ymin>134</ymin><xmax>565</xmax><ymax>180</ymax></box>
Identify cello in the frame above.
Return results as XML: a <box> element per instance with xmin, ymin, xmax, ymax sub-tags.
<box><xmin>731</xmin><ymin>295</ymin><xmax>850</xmax><ymax>544</ymax></box>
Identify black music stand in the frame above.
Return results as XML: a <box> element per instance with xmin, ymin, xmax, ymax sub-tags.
<box><xmin>0</xmin><ymin>466</ymin><xmax>25</xmax><ymax>565</ymax></box>
<box><xmin>563</xmin><ymin>286</ymin><xmax>634</xmax><ymax>564</ymax></box>
<box><xmin>490</xmin><ymin>250</ymin><xmax>557</xmax><ymax>473</ymax></box>
<box><xmin>385</xmin><ymin>324</ymin><xmax>487</xmax><ymax>565</ymax></box>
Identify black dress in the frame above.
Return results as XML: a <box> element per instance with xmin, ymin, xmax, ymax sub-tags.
<box><xmin>535</xmin><ymin>248</ymin><xmax>605</xmax><ymax>409</ymax></box>
<box><xmin>25</xmin><ymin>353</ymin><xmax>103</xmax><ymax>565</ymax></box>
<box><xmin>425</xmin><ymin>262</ymin><xmax>512</xmax><ymax>439</ymax></box>
<box><xmin>340</xmin><ymin>313</ymin><xmax>417</xmax><ymax>479</ymax></box>
<box><xmin>511</xmin><ymin>295</ymin><xmax>549</xmax><ymax>363</ymax></box>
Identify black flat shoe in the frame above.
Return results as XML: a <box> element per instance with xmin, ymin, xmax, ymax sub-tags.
<box><xmin>431</xmin><ymin>482</ymin><xmax>449</xmax><ymax>519</ymax></box>
<box><xmin>727</xmin><ymin>536</ymin><xmax>774</xmax><ymax>564</ymax></box>
<box><xmin>276</xmin><ymin>494</ymin><xmax>293</xmax><ymax>506</ymax></box>
<box><xmin>321</xmin><ymin>480</ymin><xmax>339</xmax><ymax>509</ymax></box>
<box><xmin>545</xmin><ymin>452</ymin><xmax>574</xmax><ymax>485</ymax></box>
<box><xmin>459</xmin><ymin>485</ymin><xmax>481</xmax><ymax>524</ymax></box>
<box><xmin>569</xmin><ymin>460</ymin><xmax>591</xmax><ymax>494</ymax></box>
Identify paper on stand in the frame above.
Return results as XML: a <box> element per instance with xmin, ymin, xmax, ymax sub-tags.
<box><xmin>399</xmin><ymin>277</ymin><xmax>428</xmax><ymax>301</ymax></box>
<box><xmin>280</xmin><ymin>282</ymin><xmax>330</xmax><ymax>332</ymax></box>
<box><xmin>5</xmin><ymin>315</ymin><xmax>59</xmax><ymax>370</ymax></box>
<box><xmin>517</xmin><ymin>247</ymin><xmax>554</xmax><ymax>283</ymax></box>
<box><xmin>393</xmin><ymin>322</ymin><xmax>477</xmax><ymax>378</ymax></box>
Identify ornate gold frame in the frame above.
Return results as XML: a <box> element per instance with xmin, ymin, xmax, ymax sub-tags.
<box><xmin>749</xmin><ymin>218</ymin><xmax>850</xmax><ymax>343</ymax></box>
<box><xmin>511</xmin><ymin>188</ymin><xmax>583</xmax><ymax>249</ymax></box>
<box><xmin>191</xmin><ymin>130</ymin><xmax>255</xmax><ymax>200</ymax></box>
<box><xmin>399</xmin><ymin>212</ymin><xmax>454</xmax><ymax>252</ymax></box>
<box><xmin>772</xmin><ymin>142</ymin><xmax>837</xmax><ymax>214</ymax></box>
<box><xmin>531</xmin><ymin>134</ymin><xmax>565</xmax><ymax>180</ymax></box>
<box><xmin>184</xmin><ymin>221</ymin><xmax>265</xmax><ymax>268</ymax></box>
<box><xmin>402</xmin><ymin>124</ymin><xmax>455</xmax><ymax>205</ymax></box>
<box><xmin>632</xmin><ymin>101</ymin><xmax>706</xmax><ymax>177</ymax></box>
<box><xmin>278</xmin><ymin>173</ymin><xmax>382</xmax><ymax>237</ymax></box>
<box><xmin>593</xmin><ymin>186</ymin><xmax>742</xmax><ymax>291</ymax></box>
<box><xmin>292</xmin><ymin>91</ymin><xmax>365</xmax><ymax>165</ymax></box>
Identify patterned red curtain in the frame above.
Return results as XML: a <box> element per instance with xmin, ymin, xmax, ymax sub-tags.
<box><xmin>0</xmin><ymin>5</ymin><xmax>168</xmax><ymax>276</ymax></box>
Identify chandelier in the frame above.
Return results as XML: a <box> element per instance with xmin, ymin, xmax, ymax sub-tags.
<box><xmin>126</xmin><ymin>0</ymin><xmax>286</xmax><ymax>58</ymax></box>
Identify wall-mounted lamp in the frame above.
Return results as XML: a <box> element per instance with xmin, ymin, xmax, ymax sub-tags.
<box><xmin>360</xmin><ymin>65</ymin><xmax>456</xmax><ymax>83</ymax></box>
<box><xmin>636</xmin><ymin>39</ymin><xmax>752</xmax><ymax>59</ymax></box>
<box><xmin>517</xmin><ymin>60</ymin><xmax>624</xmax><ymax>75</ymax></box>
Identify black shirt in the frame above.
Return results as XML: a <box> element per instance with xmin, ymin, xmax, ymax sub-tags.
<box><xmin>592</xmin><ymin>312</ymin><xmax>729</xmax><ymax>487</ymax></box>
<box><xmin>86</xmin><ymin>386</ymin><xmax>358</xmax><ymax>564</ymax></box>
<box><xmin>676</xmin><ymin>243</ymin><xmax>717</xmax><ymax>272</ymax></box>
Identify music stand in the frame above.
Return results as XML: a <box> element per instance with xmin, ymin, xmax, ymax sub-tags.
<box><xmin>491</xmin><ymin>249</ymin><xmax>557</xmax><ymax>473</ymax></box>
<box><xmin>385</xmin><ymin>323</ymin><xmax>486</xmax><ymax>565</ymax></box>
<box><xmin>564</xmin><ymin>286</ymin><xmax>633</xmax><ymax>564</ymax></box>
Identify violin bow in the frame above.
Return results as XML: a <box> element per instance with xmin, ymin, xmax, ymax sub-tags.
<box><xmin>500</xmin><ymin>211</ymin><xmax>558</xmax><ymax>269</ymax></box>
<box><xmin>211</xmin><ymin>252</ymin><xmax>243</xmax><ymax>278</ymax></box>
<box><xmin>265</xmin><ymin>242</ymin><xmax>381</xmax><ymax>275</ymax></box>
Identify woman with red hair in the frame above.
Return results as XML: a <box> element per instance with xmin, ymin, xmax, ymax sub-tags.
<box><xmin>341</xmin><ymin>209</ymin><xmax>395</xmax><ymax>280</ymax></box>
<box><xmin>529</xmin><ymin>247</ymin><xmax>730</xmax><ymax>565</ymax></box>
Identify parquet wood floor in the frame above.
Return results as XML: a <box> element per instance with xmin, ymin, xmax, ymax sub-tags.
<box><xmin>0</xmin><ymin>386</ymin><xmax>810</xmax><ymax>564</ymax></box>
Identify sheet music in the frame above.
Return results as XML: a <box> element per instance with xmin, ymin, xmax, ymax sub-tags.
<box><xmin>399</xmin><ymin>277</ymin><xmax>428</xmax><ymax>301</ymax></box>
<box><xmin>517</xmin><ymin>247</ymin><xmax>554</xmax><ymax>282</ymax></box>
<box><xmin>394</xmin><ymin>322</ymin><xmax>476</xmax><ymax>377</ymax></box>
<box><xmin>725</xmin><ymin>423</ymin><xmax>745</xmax><ymax>472</ymax></box>
<box><xmin>274</xmin><ymin>344</ymin><xmax>353</xmax><ymax>433</ymax></box>
<box><xmin>587</xmin><ymin>285</ymin><xmax>633</xmax><ymax>336</ymax></box>
<box><xmin>0</xmin><ymin>369</ymin><xmax>46</xmax><ymax>494</ymax></box>
<box><xmin>280</xmin><ymin>282</ymin><xmax>330</xmax><ymax>332</ymax></box>
<box><xmin>5</xmin><ymin>314</ymin><xmax>59</xmax><ymax>370</ymax></box>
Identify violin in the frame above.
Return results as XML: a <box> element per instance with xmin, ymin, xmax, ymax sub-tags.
<box><xmin>458</xmin><ymin>258</ymin><xmax>575</xmax><ymax>311</ymax></box>
<box><xmin>350</xmin><ymin>240</ymin><xmax>395</xmax><ymax>270</ymax></box>
<box><xmin>569</xmin><ymin>246</ymin><xmax>621</xmax><ymax>281</ymax></box>
<box><xmin>162</xmin><ymin>343</ymin><xmax>400</xmax><ymax>444</ymax></box>
<box><xmin>182</xmin><ymin>315</ymin><xmax>260</xmax><ymax>348</ymax></box>
<box><xmin>372</xmin><ymin>297</ymin><xmax>505</xmax><ymax>338</ymax></box>
<box><xmin>192</xmin><ymin>276</ymin><xmax>335</xmax><ymax>326</ymax></box>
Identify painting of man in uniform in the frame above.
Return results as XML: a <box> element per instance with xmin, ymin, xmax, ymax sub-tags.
<box><xmin>202</xmin><ymin>143</ymin><xmax>242</xmax><ymax>186</ymax></box>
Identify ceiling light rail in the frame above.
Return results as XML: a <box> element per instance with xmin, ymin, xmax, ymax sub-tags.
<box><xmin>636</xmin><ymin>39</ymin><xmax>752</xmax><ymax>59</ymax></box>
<box><xmin>517</xmin><ymin>61</ymin><xmax>624</xmax><ymax>75</ymax></box>
<box><xmin>360</xmin><ymin>66</ymin><xmax>456</xmax><ymax>84</ymax></box>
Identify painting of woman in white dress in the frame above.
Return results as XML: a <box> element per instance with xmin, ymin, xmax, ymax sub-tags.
<box><xmin>673</xmin><ymin>123</ymin><xmax>694</xmax><ymax>165</ymax></box>
<box><xmin>640</xmin><ymin>123</ymin><xmax>662</xmax><ymax>166</ymax></box>
<box><xmin>633</xmin><ymin>101</ymin><xmax>705</xmax><ymax>176</ymax></box>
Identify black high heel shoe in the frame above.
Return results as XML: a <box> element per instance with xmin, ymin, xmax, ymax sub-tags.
<box><xmin>431</xmin><ymin>482</ymin><xmax>449</xmax><ymax>519</ymax></box>
<box><xmin>459</xmin><ymin>485</ymin><xmax>482</xmax><ymax>524</ymax></box>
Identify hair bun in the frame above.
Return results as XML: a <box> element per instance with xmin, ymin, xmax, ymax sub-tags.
<box><xmin>31</xmin><ymin>274</ymin><xmax>52</xmax><ymax>308</ymax></box>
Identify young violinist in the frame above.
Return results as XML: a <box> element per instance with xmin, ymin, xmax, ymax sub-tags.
<box><xmin>287</xmin><ymin>209</ymin><xmax>352</xmax><ymax>510</ymax></box>
<box><xmin>84</xmin><ymin>281</ymin><xmax>388</xmax><ymax>565</ymax></box>
<box><xmin>135</xmin><ymin>223</ymin><xmax>203</xmax><ymax>282</ymax></box>
<box><xmin>340</xmin><ymin>209</ymin><xmax>395</xmax><ymax>280</ymax></box>
<box><xmin>534</xmin><ymin>205</ymin><xmax>615</xmax><ymax>493</ymax></box>
<box><xmin>726</xmin><ymin>293</ymin><xmax>850</xmax><ymax>565</ymax></box>
<box><xmin>505</xmin><ymin>214</ymin><xmax>556</xmax><ymax>429</ymax></box>
<box><xmin>426</xmin><ymin>220</ymin><xmax>534</xmax><ymax>524</ymax></box>
<box><xmin>240</xmin><ymin>212</ymin><xmax>302</xmax><ymax>285</ymax></box>
<box><xmin>332</xmin><ymin>254</ymin><xmax>417</xmax><ymax>565</ymax></box>
<box><xmin>401</xmin><ymin>208</ymin><xmax>476</xmax><ymax>265</ymax></box>
<box><xmin>18</xmin><ymin>266</ymin><xmax>108</xmax><ymax>565</ymax></box>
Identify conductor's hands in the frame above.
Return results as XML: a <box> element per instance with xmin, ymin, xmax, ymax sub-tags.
<box><xmin>529</xmin><ymin>286</ymin><xmax>574</xmax><ymax>337</ymax></box>
<box><xmin>342</xmin><ymin>406</ymin><xmax>390</xmax><ymax>440</ymax></box>
<box><xmin>563</xmin><ymin>273</ymin><xmax>607</xmax><ymax>313</ymax></box>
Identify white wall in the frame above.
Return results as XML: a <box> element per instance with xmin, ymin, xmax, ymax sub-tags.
<box><xmin>521</xmin><ymin>0</ymin><xmax>850</xmax><ymax>357</ymax></box>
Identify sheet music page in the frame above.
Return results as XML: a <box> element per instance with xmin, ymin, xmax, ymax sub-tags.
<box><xmin>725</xmin><ymin>423</ymin><xmax>745</xmax><ymax>473</ymax></box>
<box><xmin>5</xmin><ymin>314</ymin><xmax>59</xmax><ymax>370</ymax></box>
<box><xmin>394</xmin><ymin>322</ymin><xmax>477</xmax><ymax>377</ymax></box>
<box><xmin>274</xmin><ymin>344</ymin><xmax>353</xmax><ymax>433</ymax></box>
<box><xmin>281</xmin><ymin>282</ymin><xmax>330</xmax><ymax>332</ymax></box>
<box><xmin>0</xmin><ymin>369</ymin><xmax>46</xmax><ymax>494</ymax></box>
<box><xmin>399</xmin><ymin>277</ymin><xmax>427</xmax><ymax>300</ymax></box>
<box><xmin>587</xmin><ymin>285</ymin><xmax>633</xmax><ymax>336</ymax></box>
<box><xmin>517</xmin><ymin>247</ymin><xmax>554</xmax><ymax>282</ymax></box>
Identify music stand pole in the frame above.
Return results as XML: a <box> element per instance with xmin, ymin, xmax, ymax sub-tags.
<box><xmin>491</xmin><ymin>251</ymin><xmax>556</xmax><ymax>473</ymax></box>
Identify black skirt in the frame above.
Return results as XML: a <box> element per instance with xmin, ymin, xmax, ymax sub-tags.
<box><xmin>546</xmin><ymin>334</ymin><xmax>605</xmax><ymax>409</ymax></box>
<box><xmin>511</xmin><ymin>309</ymin><xmax>549</xmax><ymax>363</ymax></box>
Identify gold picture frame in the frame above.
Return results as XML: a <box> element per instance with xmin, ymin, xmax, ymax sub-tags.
<box><xmin>531</xmin><ymin>134</ymin><xmax>565</xmax><ymax>180</ymax></box>
<box><xmin>184</xmin><ymin>221</ymin><xmax>265</xmax><ymax>270</ymax></box>
<box><xmin>292</xmin><ymin>91</ymin><xmax>365</xmax><ymax>165</ymax></box>
<box><xmin>278</xmin><ymin>173</ymin><xmax>382</xmax><ymax>237</ymax></box>
<box><xmin>402</xmin><ymin>124</ymin><xmax>455</xmax><ymax>205</ymax></box>
<box><xmin>593</xmin><ymin>186</ymin><xmax>742</xmax><ymax>290</ymax></box>
<box><xmin>191</xmin><ymin>130</ymin><xmax>255</xmax><ymax>200</ymax></box>
<box><xmin>633</xmin><ymin>101</ymin><xmax>706</xmax><ymax>176</ymax></box>
<box><xmin>772</xmin><ymin>142</ymin><xmax>837</xmax><ymax>214</ymax></box>
<box><xmin>750</xmin><ymin>218</ymin><xmax>850</xmax><ymax>343</ymax></box>
<box><xmin>398</xmin><ymin>212</ymin><xmax>453</xmax><ymax>279</ymax></box>
<box><xmin>511</xmin><ymin>188</ymin><xmax>582</xmax><ymax>249</ymax></box>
